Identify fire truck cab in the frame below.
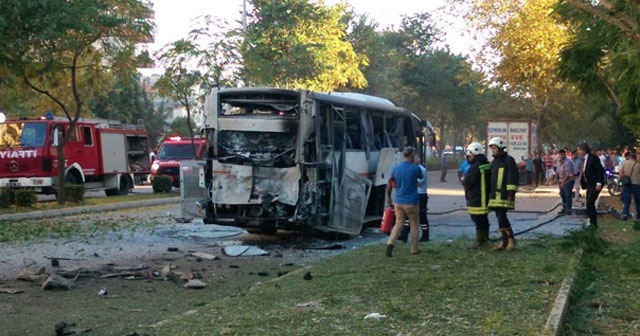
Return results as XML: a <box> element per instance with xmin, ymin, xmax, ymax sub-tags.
<box><xmin>150</xmin><ymin>136</ymin><xmax>206</xmax><ymax>187</ymax></box>
<box><xmin>0</xmin><ymin>113</ymin><xmax>151</xmax><ymax>196</ymax></box>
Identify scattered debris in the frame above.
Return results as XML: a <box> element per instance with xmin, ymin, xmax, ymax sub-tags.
<box><xmin>45</xmin><ymin>257</ymin><xmax>89</xmax><ymax>268</ymax></box>
<box><xmin>183</xmin><ymin>279</ymin><xmax>207</xmax><ymax>289</ymax></box>
<box><xmin>0</xmin><ymin>286</ymin><xmax>23</xmax><ymax>294</ymax></box>
<box><xmin>189</xmin><ymin>252</ymin><xmax>219</xmax><ymax>261</ymax></box>
<box><xmin>41</xmin><ymin>274</ymin><xmax>75</xmax><ymax>290</ymax></box>
<box><xmin>223</xmin><ymin>245</ymin><xmax>269</xmax><ymax>257</ymax></box>
<box><xmin>303</xmin><ymin>271</ymin><xmax>312</xmax><ymax>280</ymax></box>
<box><xmin>54</xmin><ymin>321</ymin><xmax>91</xmax><ymax>335</ymax></box>
<box><xmin>296</xmin><ymin>301</ymin><xmax>324</xmax><ymax>310</ymax></box>
<box><xmin>364</xmin><ymin>312</ymin><xmax>387</xmax><ymax>320</ymax></box>
<box><xmin>16</xmin><ymin>266</ymin><xmax>47</xmax><ymax>282</ymax></box>
<box><xmin>98</xmin><ymin>287</ymin><xmax>108</xmax><ymax>296</ymax></box>
<box><xmin>304</xmin><ymin>243</ymin><xmax>343</xmax><ymax>250</ymax></box>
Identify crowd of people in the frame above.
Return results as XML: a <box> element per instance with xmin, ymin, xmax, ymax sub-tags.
<box><xmin>384</xmin><ymin>139</ymin><xmax>630</xmax><ymax>257</ymax></box>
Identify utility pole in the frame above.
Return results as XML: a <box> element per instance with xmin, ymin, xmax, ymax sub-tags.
<box><xmin>242</xmin><ymin>0</ymin><xmax>247</xmax><ymax>33</ymax></box>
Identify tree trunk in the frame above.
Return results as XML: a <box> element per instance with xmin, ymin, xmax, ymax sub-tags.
<box><xmin>56</xmin><ymin>140</ymin><xmax>67</xmax><ymax>205</ymax></box>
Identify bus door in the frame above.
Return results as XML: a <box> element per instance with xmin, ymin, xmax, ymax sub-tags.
<box><xmin>318</xmin><ymin>103</ymin><xmax>370</xmax><ymax>235</ymax></box>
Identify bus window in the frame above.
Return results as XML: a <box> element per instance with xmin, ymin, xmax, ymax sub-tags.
<box><xmin>370</xmin><ymin>112</ymin><xmax>385</xmax><ymax>149</ymax></box>
<box><xmin>346</xmin><ymin>110</ymin><xmax>362</xmax><ymax>150</ymax></box>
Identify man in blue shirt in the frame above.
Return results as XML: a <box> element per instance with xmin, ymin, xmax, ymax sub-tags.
<box><xmin>385</xmin><ymin>146</ymin><xmax>424</xmax><ymax>257</ymax></box>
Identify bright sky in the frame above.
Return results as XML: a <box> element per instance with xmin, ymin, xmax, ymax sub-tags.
<box><xmin>144</xmin><ymin>0</ymin><xmax>472</xmax><ymax>72</ymax></box>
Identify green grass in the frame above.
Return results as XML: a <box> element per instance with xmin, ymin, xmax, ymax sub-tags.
<box><xmin>562</xmin><ymin>218</ymin><xmax>640</xmax><ymax>335</ymax></box>
<box><xmin>143</xmin><ymin>238</ymin><xmax>576</xmax><ymax>336</ymax></box>
<box><xmin>0</xmin><ymin>190</ymin><xmax>178</xmax><ymax>216</ymax></box>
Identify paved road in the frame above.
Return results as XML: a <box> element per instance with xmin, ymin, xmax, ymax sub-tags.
<box><xmin>425</xmin><ymin>170</ymin><xmax>586</xmax><ymax>241</ymax></box>
<box><xmin>17</xmin><ymin>170</ymin><xmax>588</xmax><ymax>244</ymax></box>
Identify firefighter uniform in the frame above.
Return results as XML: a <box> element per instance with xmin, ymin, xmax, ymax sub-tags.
<box><xmin>463</xmin><ymin>150</ymin><xmax>491</xmax><ymax>248</ymax></box>
<box><xmin>487</xmin><ymin>137</ymin><xmax>519</xmax><ymax>251</ymax></box>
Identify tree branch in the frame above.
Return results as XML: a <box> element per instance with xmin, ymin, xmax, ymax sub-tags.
<box><xmin>565</xmin><ymin>0</ymin><xmax>640</xmax><ymax>41</ymax></box>
<box><xmin>23</xmin><ymin>77</ymin><xmax>70</xmax><ymax>117</ymax></box>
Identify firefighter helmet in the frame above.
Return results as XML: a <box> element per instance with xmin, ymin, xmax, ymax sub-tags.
<box><xmin>488</xmin><ymin>137</ymin><xmax>506</xmax><ymax>150</ymax></box>
<box><xmin>466</xmin><ymin>142</ymin><xmax>484</xmax><ymax>156</ymax></box>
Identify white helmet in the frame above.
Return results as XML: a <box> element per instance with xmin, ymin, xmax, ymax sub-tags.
<box><xmin>488</xmin><ymin>137</ymin><xmax>507</xmax><ymax>150</ymax></box>
<box><xmin>466</xmin><ymin>142</ymin><xmax>484</xmax><ymax>156</ymax></box>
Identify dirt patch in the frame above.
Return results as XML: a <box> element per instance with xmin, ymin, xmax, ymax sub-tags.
<box><xmin>0</xmin><ymin>204</ymin><xmax>372</xmax><ymax>335</ymax></box>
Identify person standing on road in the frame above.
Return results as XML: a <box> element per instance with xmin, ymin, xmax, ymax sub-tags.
<box><xmin>571</xmin><ymin>150</ymin><xmax>584</xmax><ymax>203</ymax></box>
<box><xmin>440</xmin><ymin>151</ymin><xmax>449</xmax><ymax>182</ymax></box>
<box><xmin>533</xmin><ymin>152</ymin><xmax>545</xmax><ymax>188</ymax></box>
<box><xmin>619</xmin><ymin>151</ymin><xmax>640</xmax><ymax>221</ymax></box>
<box><xmin>556</xmin><ymin>149</ymin><xmax>575</xmax><ymax>215</ymax></box>
<box><xmin>578</xmin><ymin>142</ymin><xmax>604</xmax><ymax>228</ymax></box>
<box><xmin>385</xmin><ymin>146</ymin><xmax>424</xmax><ymax>257</ymax></box>
<box><xmin>415</xmin><ymin>156</ymin><xmax>430</xmax><ymax>242</ymax></box>
<box><xmin>462</xmin><ymin>142</ymin><xmax>491</xmax><ymax>248</ymax></box>
<box><xmin>488</xmin><ymin>137</ymin><xmax>519</xmax><ymax>251</ymax></box>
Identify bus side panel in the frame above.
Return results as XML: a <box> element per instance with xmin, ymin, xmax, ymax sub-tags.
<box><xmin>375</xmin><ymin>148</ymin><xmax>401</xmax><ymax>186</ymax></box>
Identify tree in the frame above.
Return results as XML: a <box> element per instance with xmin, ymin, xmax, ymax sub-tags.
<box><xmin>168</xmin><ymin>116</ymin><xmax>198</xmax><ymax>138</ymax></box>
<box><xmin>556</xmin><ymin>0</ymin><xmax>640</xmax><ymax>146</ymax></box>
<box><xmin>89</xmin><ymin>74</ymin><xmax>168</xmax><ymax>149</ymax></box>
<box><xmin>0</xmin><ymin>0</ymin><xmax>154</xmax><ymax>203</ymax></box>
<box><xmin>242</xmin><ymin>0</ymin><xmax>368</xmax><ymax>91</ymax></box>
<box><xmin>460</xmin><ymin>0</ymin><xmax>590</xmax><ymax>150</ymax></box>
<box><xmin>154</xmin><ymin>15</ymin><xmax>242</xmax><ymax>157</ymax></box>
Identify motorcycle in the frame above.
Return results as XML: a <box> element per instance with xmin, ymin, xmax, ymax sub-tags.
<box><xmin>605</xmin><ymin>168</ymin><xmax>622</xmax><ymax>197</ymax></box>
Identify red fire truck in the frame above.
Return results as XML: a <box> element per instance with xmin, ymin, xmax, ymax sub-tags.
<box><xmin>149</xmin><ymin>135</ymin><xmax>206</xmax><ymax>187</ymax></box>
<box><xmin>0</xmin><ymin>114</ymin><xmax>151</xmax><ymax>196</ymax></box>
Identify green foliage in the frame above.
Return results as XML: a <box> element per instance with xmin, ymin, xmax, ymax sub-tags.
<box><xmin>64</xmin><ymin>184</ymin><xmax>85</xmax><ymax>203</ymax></box>
<box><xmin>13</xmin><ymin>189</ymin><xmax>37</xmax><ymax>208</ymax></box>
<box><xmin>152</xmin><ymin>175</ymin><xmax>173</xmax><ymax>193</ymax></box>
<box><xmin>242</xmin><ymin>0</ymin><xmax>367</xmax><ymax>91</ymax></box>
<box><xmin>168</xmin><ymin>116</ymin><xmax>197</xmax><ymax>137</ymax></box>
<box><xmin>0</xmin><ymin>188</ymin><xmax>14</xmax><ymax>208</ymax></box>
<box><xmin>89</xmin><ymin>73</ymin><xmax>167</xmax><ymax>148</ymax></box>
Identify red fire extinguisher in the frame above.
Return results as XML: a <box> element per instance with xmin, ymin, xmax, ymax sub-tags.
<box><xmin>381</xmin><ymin>207</ymin><xmax>395</xmax><ymax>234</ymax></box>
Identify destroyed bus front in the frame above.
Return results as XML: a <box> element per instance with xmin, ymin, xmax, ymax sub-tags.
<box><xmin>202</xmin><ymin>89</ymin><xmax>302</xmax><ymax>233</ymax></box>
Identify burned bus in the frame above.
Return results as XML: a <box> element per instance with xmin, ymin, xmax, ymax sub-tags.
<box><xmin>199</xmin><ymin>87</ymin><xmax>435</xmax><ymax>236</ymax></box>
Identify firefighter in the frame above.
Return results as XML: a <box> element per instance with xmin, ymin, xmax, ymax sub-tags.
<box><xmin>487</xmin><ymin>137</ymin><xmax>519</xmax><ymax>251</ymax></box>
<box><xmin>462</xmin><ymin>142</ymin><xmax>491</xmax><ymax>248</ymax></box>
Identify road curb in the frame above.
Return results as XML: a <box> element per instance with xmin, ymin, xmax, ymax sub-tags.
<box><xmin>0</xmin><ymin>197</ymin><xmax>180</xmax><ymax>222</ymax></box>
<box><xmin>543</xmin><ymin>248</ymin><xmax>583</xmax><ymax>335</ymax></box>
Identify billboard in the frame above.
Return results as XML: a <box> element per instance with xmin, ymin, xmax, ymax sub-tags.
<box><xmin>486</xmin><ymin>120</ymin><xmax>536</xmax><ymax>163</ymax></box>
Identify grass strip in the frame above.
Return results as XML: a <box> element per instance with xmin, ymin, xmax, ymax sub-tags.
<box><xmin>561</xmin><ymin>218</ymin><xmax>640</xmax><ymax>335</ymax></box>
<box><xmin>146</xmin><ymin>238</ymin><xmax>577</xmax><ymax>336</ymax></box>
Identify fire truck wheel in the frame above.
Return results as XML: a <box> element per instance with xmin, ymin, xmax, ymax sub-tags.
<box><xmin>118</xmin><ymin>177</ymin><xmax>130</xmax><ymax>196</ymax></box>
<box><xmin>105</xmin><ymin>176</ymin><xmax>130</xmax><ymax>197</ymax></box>
<box><xmin>65</xmin><ymin>172</ymin><xmax>80</xmax><ymax>185</ymax></box>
